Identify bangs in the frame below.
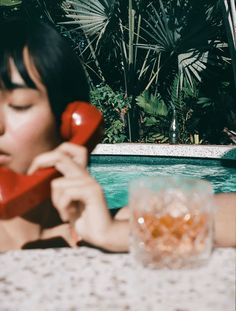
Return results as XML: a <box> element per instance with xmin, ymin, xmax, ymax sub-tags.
<box><xmin>0</xmin><ymin>50</ymin><xmax>36</xmax><ymax>90</ymax></box>
<box><xmin>0</xmin><ymin>18</ymin><xmax>90</xmax><ymax>128</ymax></box>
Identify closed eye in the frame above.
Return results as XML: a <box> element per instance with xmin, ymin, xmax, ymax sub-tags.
<box><xmin>9</xmin><ymin>104</ymin><xmax>32</xmax><ymax>111</ymax></box>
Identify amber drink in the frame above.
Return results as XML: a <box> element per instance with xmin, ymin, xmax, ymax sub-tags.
<box><xmin>129</xmin><ymin>176</ymin><xmax>213</xmax><ymax>269</ymax></box>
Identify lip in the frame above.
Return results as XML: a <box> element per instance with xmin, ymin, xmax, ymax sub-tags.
<box><xmin>0</xmin><ymin>150</ymin><xmax>11</xmax><ymax>165</ymax></box>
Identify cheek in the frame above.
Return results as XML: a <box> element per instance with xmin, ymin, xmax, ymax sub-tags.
<box><xmin>15</xmin><ymin>120</ymin><xmax>54</xmax><ymax>146</ymax></box>
<box><xmin>9</xmin><ymin>113</ymin><xmax>59</xmax><ymax>172</ymax></box>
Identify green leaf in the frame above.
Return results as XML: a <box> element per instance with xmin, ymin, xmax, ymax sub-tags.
<box><xmin>197</xmin><ymin>97</ymin><xmax>214</xmax><ymax>107</ymax></box>
<box><xmin>136</xmin><ymin>91</ymin><xmax>168</xmax><ymax>117</ymax></box>
<box><xmin>0</xmin><ymin>0</ymin><xmax>21</xmax><ymax>5</ymax></box>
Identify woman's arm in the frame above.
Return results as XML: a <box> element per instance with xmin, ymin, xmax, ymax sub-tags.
<box><xmin>28</xmin><ymin>145</ymin><xmax>236</xmax><ymax>251</ymax></box>
<box><xmin>109</xmin><ymin>193</ymin><xmax>236</xmax><ymax>251</ymax></box>
<box><xmin>213</xmin><ymin>192</ymin><xmax>236</xmax><ymax>247</ymax></box>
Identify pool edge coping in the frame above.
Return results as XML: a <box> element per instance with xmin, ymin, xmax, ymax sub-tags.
<box><xmin>92</xmin><ymin>143</ymin><xmax>236</xmax><ymax>160</ymax></box>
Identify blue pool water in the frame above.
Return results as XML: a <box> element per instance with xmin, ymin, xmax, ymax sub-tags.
<box><xmin>89</xmin><ymin>156</ymin><xmax>236</xmax><ymax>209</ymax></box>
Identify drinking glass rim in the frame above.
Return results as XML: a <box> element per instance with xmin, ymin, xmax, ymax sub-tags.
<box><xmin>129</xmin><ymin>175</ymin><xmax>213</xmax><ymax>194</ymax></box>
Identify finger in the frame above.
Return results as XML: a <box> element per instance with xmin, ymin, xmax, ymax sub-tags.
<box><xmin>27</xmin><ymin>149</ymin><xmax>65</xmax><ymax>174</ymax></box>
<box><xmin>57</xmin><ymin>143</ymin><xmax>88</xmax><ymax>168</ymax></box>
<box><xmin>60</xmin><ymin>202</ymin><xmax>83</xmax><ymax>223</ymax></box>
<box><xmin>51</xmin><ymin>176</ymin><xmax>96</xmax><ymax>207</ymax></box>
<box><xmin>54</xmin><ymin>156</ymin><xmax>88</xmax><ymax>178</ymax></box>
<box><xmin>54</xmin><ymin>183</ymin><xmax>98</xmax><ymax>222</ymax></box>
<box><xmin>50</xmin><ymin>176</ymin><xmax>65</xmax><ymax>211</ymax></box>
<box><xmin>51</xmin><ymin>175</ymin><xmax>97</xmax><ymax>219</ymax></box>
<box><xmin>51</xmin><ymin>174</ymin><xmax>93</xmax><ymax>191</ymax></box>
<box><xmin>27</xmin><ymin>143</ymin><xmax>88</xmax><ymax>175</ymax></box>
<box><xmin>55</xmin><ymin>189</ymin><xmax>83</xmax><ymax>222</ymax></box>
<box><xmin>51</xmin><ymin>175</ymin><xmax>92</xmax><ymax>209</ymax></box>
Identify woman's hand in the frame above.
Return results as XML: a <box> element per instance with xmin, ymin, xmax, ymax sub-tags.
<box><xmin>28</xmin><ymin>143</ymin><xmax>114</xmax><ymax>248</ymax></box>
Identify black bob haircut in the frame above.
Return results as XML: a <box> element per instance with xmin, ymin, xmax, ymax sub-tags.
<box><xmin>0</xmin><ymin>18</ymin><xmax>90</xmax><ymax>127</ymax></box>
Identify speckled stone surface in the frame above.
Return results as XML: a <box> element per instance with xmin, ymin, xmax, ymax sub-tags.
<box><xmin>1</xmin><ymin>144</ymin><xmax>235</xmax><ymax>310</ymax></box>
<box><xmin>0</xmin><ymin>247</ymin><xmax>235</xmax><ymax>311</ymax></box>
<box><xmin>92</xmin><ymin>144</ymin><xmax>236</xmax><ymax>160</ymax></box>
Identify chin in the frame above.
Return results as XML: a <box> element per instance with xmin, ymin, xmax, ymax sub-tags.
<box><xmin>4</xmin><ymin>164</ymin><xmax>27</xmax><ymax>174</ymax></box>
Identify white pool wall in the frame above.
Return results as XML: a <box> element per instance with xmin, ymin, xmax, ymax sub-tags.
<box><xmin>92</xmin><ymin>143</ymin><xmax>236</xmax><ymax>160</ymax></box>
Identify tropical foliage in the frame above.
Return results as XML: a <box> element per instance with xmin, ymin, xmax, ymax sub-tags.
<box><xmin>60</xmin><ymin>0</ymin><xmax>234</xmax><ymax>144</ymax></box>
<box><xmin>220</xmin><ymin>0</ymin><xmax>236</xmax><ymax>91</ymax></box>
<box><xmin>0</xmin><ymin>0</ymin><xmax>235</xmax><ymax>144</ymax></box>
<box><xmin>90</xmin><ymin>84</ymin><xmax>131</xmax><ymax>143</ymax></box>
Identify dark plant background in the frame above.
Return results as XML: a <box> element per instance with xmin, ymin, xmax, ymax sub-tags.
<box><xmin>1</xmin><ymin>0</ymin><xmax>235</xmax><ymax>144</ymax></box>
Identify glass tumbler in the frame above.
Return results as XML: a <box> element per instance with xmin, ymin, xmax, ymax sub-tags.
<box><xmin>129</xmin><ymin>176</ymin><xmax>214</xmax><ymax>269</ymax></box>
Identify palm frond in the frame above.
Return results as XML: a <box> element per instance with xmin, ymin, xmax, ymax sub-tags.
<box><xmin>136</xmin><ymin>91</ymin><xmax>168</xmax><ymax>117</ymax></box>
<box><xmin>0</xmin><ymin>0</ymin><xmax>21</xmax><ymax>6</ymax></box>
<box><xmin>62</xmin><ymin>0</ymin><xmax>115</xmax><ymax>36</ymax></box>
<box><xmin>138</xmin><ymin>0</ymin><xmax>229</xmax><ymax>91</ymax></box>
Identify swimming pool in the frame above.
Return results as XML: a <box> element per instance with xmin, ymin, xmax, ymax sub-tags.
<box><xmin>89</xmin><ymin>155</ymin><xmax>236</xmax><ymax>209</ymax></box>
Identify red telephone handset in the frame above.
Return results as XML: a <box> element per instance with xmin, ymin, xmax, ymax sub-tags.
<box><xmin>0</xmin><ymin>101</ymin><xmax>103</xmax><ymax>219</ymax></box>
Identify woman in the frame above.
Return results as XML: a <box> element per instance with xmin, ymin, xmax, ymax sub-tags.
<box><xmin>0</xmin><ymin>17</ymin><xmax>129</xmax><ymax>251</ymax></box>
<box><xmin>0</xmin><ymin>18</ymin><xmax>235</xmax><ymax>252</ymax></box>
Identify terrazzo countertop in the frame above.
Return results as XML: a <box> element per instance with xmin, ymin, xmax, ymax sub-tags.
<box><xmin>92</xmin><ymin>144</ymin><xmax>236</xmax><ymax>160</ymax></box>
<box><xmin>0</xmin><ymin>247</ymin><xmax>235</xmax><ymax>311</ymax></box>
